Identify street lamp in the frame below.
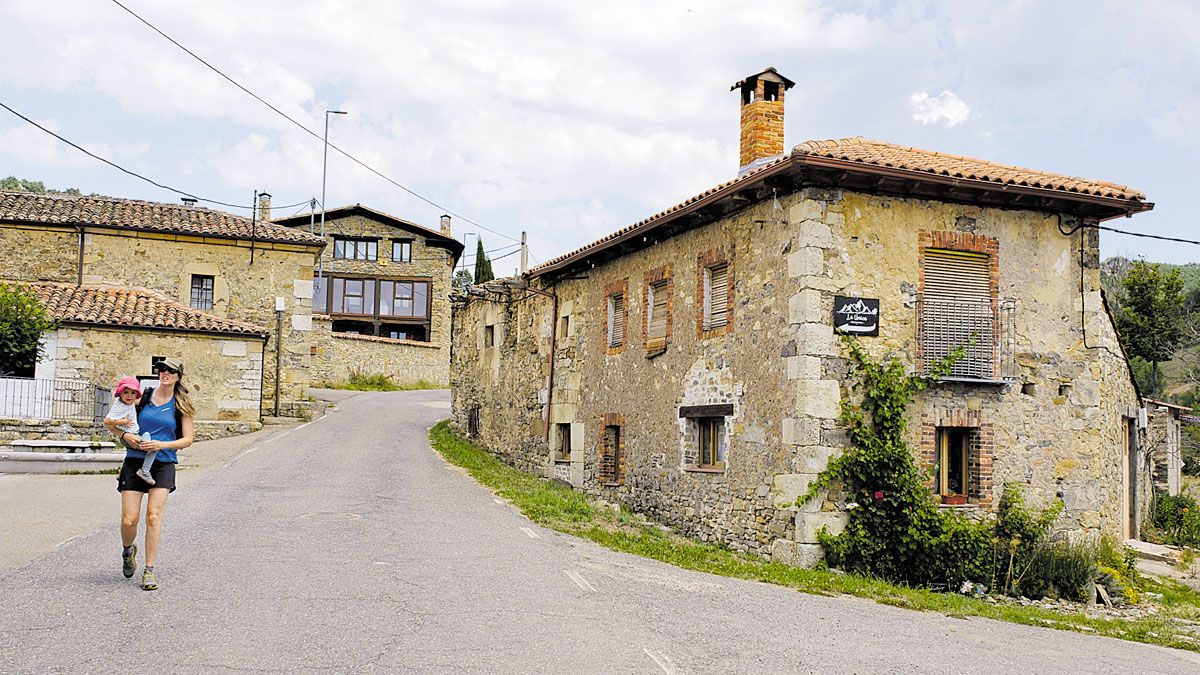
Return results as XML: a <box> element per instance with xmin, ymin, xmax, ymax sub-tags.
<box><xmin>319</xmin><ymin>109</ymin><xmax>348</xmax><ymax>282</ymax></box>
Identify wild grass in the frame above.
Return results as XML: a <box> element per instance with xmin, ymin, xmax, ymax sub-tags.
<box><xmin>429</xmin><ymin>420</ymin><xmax>1200</xmax><ymax>653</ymax></box>
<box><xmin>325</xmin><ymin>371</ymin><xmax>442</xmax><ymax>392</ymax></box>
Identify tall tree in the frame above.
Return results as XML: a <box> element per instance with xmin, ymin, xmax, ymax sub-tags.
<box><xmin>473</xmin><ymin>239</ymin><xmax>494</xmax><ymax>284</ymax></box>
<box><xmin>0</xmin><ymin>283</ymin><xmax>58</xmax><ymax>377</ymax></box>
<box><xmin>452</xmin><ymin>268</ymin><xmax>473</xmax><ymax>293</ymax></box>
<box><xmin>1116</xmin><ymin>260</ymin><xmax>1185</xmax><ymax>395</ymax></box>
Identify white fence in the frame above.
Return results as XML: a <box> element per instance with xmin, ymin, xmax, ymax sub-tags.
<box><xmin>0</xmin><ymin>377</ymin><xmax>112</xmax><ymax>422</ymax></box>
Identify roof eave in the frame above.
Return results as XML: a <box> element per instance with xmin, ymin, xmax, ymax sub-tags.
<box><xmin>0</xmin><ymin>218</ymin><xmax>327</xmax><ymax>248</ymax></box>
<box><xmin>57</xmin><ymin>319</ymin><xmax>270</xmax><ymax>340</ymax></box>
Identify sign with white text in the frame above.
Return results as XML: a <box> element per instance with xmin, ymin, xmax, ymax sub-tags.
<box><xmin>833</xmin><ymin>296</ymin><xmax>880</xmax><ymax>336</ymax></box>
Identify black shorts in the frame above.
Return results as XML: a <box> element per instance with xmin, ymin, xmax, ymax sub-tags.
<box><xmin>116</xmin><ymin>457</ymin><xmax>177</xmax><ymax>493</ymax></box>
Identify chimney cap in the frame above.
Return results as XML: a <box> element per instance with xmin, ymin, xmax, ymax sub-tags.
<box><xmin>730</xmin><ymin>67</ymin><xmax>795</xmax><ymax>92</ymax></box>
<box><xmin>180</xmin><ymin>197</ymin><xmax>198</xmax><ymax>206</ymax></box>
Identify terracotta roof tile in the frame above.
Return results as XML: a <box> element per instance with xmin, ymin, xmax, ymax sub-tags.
<box><xmin>529</xmin><ymin>137</ymin><xmax>1147</xmax><ymax>277</ymax></box>
<box><xmin>793</xmin><ymin>137</ymin><xmax>1145</xmax><ymax>200</ymax></box>
<box><xmin>0</xmin><ymin>191</ymin><xmax>325</xmax><ymax>245</ymax></box>
<box><xmin>26</xmin><ymin>282</ymin><xmax>270</xmax><ymax>338</ymax></box>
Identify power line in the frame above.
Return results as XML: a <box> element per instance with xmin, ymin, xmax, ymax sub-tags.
<box><xmin>109</xmin><ymin>0</ymin><xmax>521</xmax><ymax>245</ymax></box>
<box><xmin>1092</xmin><ymin>223</ymin><xmax>1199</xmax><ymax>246</ymax></box>
<box><xmin>0</xmin><ymin>101</ymin><xmax>309</xmax><ymax>211</ymax></box>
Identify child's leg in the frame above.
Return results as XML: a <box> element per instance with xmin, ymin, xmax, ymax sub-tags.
<box><xmin>137</xmin><ymin>433</ymin><xmax>157</xmax><ymax>485</ymax></box>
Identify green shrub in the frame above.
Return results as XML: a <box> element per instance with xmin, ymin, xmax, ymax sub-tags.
<box><xmin>1015</xmin><ymin>541</ymin><xmax>1097</xmax><ymax>601</ymax></box>
<box><xmin>1153</xmin><ymin>494</ymin><xmax>1200</xmax><ymax>547</ymax></box>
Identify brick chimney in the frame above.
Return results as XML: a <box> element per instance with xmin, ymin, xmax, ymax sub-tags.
<box><xmin>731</xmin><ymin>67</ymin><xmax>795</xmax><ymax>175</ymax></box>
<box><xmin>258</xmin><ymin>192</ymin><xmax>272</xmax><ymax>222</ymax></box>
<box><xmin>439</xmin><ymin>214</ymin><xmax>451</xmax><ymax>236</ymax></box>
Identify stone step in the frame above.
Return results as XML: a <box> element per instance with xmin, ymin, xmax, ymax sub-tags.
<box><xmin>0</xmin><ymin>450</ymin><xmax>124</xmax><ymax>474</ymax></box>
<box><xmin>1124</xmin><ymin>538</ymin><xmax>1182</xmax><ymax>565</ymax></box>
<box><xmin>9</xmin><ymin>440</ymin><xmax>117</xmax><ymax>453</ymax></box>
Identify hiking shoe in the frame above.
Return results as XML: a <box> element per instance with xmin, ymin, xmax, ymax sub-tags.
<box><xmin>136</xmin><ymin>468</ymin><xmax>156</xmax><ymax>485</ymax></box>
<box><xmin>142</xmin><ymin>568</ymin><xmax>158</xmax><ymax>591</ymax></box>
<box><xmin>122</xmin><ymin>545</ymin><xmax>137</xmax><ymax>578</ymax></box>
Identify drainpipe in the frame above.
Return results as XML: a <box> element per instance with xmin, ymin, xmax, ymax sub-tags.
<box><xmin>274</xmin><ymin>297</ymin><xmax>284</xmax><ymax>417</ymax></box>
<box><xmin>76</xmin><ymin>226</ymin><xmax>84</xmax><ymax>286</ymax></box>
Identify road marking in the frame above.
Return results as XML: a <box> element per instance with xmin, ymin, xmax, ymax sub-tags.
<box><xmin>643</xmin><ymin>649</ymin><xmax>679</xmax><ymax>675</ymax></box>
<box><xmin>494</xmin><ymin>498</ymin><xmax>506</xmax><ymax>505</ymax></box>
<box><xmin>520</xmin><ymin>526</ymin><xmax>541</xmax><ymax>539</ymax></box>
<box><xmin>54</xmin><ymin>533</ymin><xmax>84</xmax><ymax>549</ymax></box>
<box><xmin>564</xmin><ymin>569</ymin><xmax>596</xmax><ymax>592</ymax></box>
<box><xmin>244</xmin><ymin>446</ymin><xmax>259</xmax><ymax>454</ymax></box>
<box><xmin>296</xmin><ymin>421</ymin><xmax>312</xmax><ymax>430</ymax></box>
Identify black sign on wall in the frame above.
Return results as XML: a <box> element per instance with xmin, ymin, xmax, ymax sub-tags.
<box><xmin>833</xmin><ymin>296</ymin><xmax>880</xmax><ymax>336</ymax></box>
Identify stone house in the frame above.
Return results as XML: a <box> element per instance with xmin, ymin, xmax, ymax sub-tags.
<box><xmin>451</xmin><ymin>68</ymin><xmax>1156</xmax><ymax>565</ymax></box>
<box><xmin>1144</xmin><ymin>398</ymin><xmax>1187</xmax><ymax>497</ymax></box>
<box><xmin>272</xmin><ymin>204</ymin><xmax>463</xmax><ymax>387</ymax></box>
<box><xmin>0</xmin><ymin>191</ymin><xmax>325</xmax><ymax>424</ymax></box>
<box><xmin>25</xmin><ymin>282</ymin><xmax>269</xmax><ymax>439</ymax></box>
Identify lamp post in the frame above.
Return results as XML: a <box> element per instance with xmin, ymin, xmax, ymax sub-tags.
<box><xmin>319</xmin><ymin>110</ymin><xmax>348</xmax><ymax>282</ymax></box>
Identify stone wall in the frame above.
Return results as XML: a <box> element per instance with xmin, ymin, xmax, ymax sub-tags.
<box><xmin>44</xmin><ymin>325</ymin><xmax>265</xmax><ymax>427</ymax></box>
<box><xmin>310</xmin><ymin>315</ymin><xmax>448</xmax><ymax>386</ymax></box>
<box><xmin>0</xmin><ymin>417</ymin><xmax>255</xmax><ymax>442</ymax></box>
<box><xmin>452</xmin><ymin>186</ymin><xmax>1148</xmax><ymax>564</ymax></box>
<box><xmin>1145</xmin><ymin>403</ymin><xmax>1182</xmax><ymax>496</ymax></box>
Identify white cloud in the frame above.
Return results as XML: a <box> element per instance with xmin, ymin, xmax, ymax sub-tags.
<box><xmin>910</xmin><ymin>90</ymin><xmax>971</xmax><ymax>127</ymax></box>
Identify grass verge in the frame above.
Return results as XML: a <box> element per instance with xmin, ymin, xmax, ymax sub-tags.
<box><xmin>430</xmin><ymin>420</ymin><xmax>1200</xmax><ymax>653</ymax></box>
<box><xmin>323</xmin><ymin>374</ymin><xmax>442</xmax><ymax>392</ymax></box>
<box><xmin>59</xmin><ymin>467</ymin><xmax>120</xmax><ymax>475</ymax></box>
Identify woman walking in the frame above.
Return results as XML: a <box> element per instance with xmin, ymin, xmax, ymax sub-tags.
<box><xmin>104</xmin><ymin>357</ymin><xmax>195</xmax><ymax>591</ymax></box>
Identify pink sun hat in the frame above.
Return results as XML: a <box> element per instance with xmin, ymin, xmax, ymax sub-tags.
<box><xmin>114</xmin><ymin>376</ymin><xmax>142</xmax><ymax>397</ymax></box>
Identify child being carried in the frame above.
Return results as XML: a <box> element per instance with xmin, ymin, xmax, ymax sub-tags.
<box><xmin>107</xmin><ymin>376</ymin><xmax>156</xmax><ymax>485</ymax></box>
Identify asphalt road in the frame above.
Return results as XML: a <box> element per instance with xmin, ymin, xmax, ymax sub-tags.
<box><xmin>3</xmin><ymin>390</ymin><xmax>1199</xmax><ymax>674</ymax></box>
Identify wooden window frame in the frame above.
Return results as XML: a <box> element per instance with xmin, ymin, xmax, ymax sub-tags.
<box><xmin>919</xmin><ymin>409</ymin><xmax>994</xmax><ymax>508</ymax></box>
<box><xmin>314</xmin><ymin>273</ymin><xmax>433</xmax><ymax>340</ymax></box>
<box><xmin>333</xmin><ymin>237</ymin><xmax>378</xmax><ymax>261</ymax></box>
<box><xmin>696</xmin><ymin>247</ymin><xmax>734</xmax><ymax>339</ymax></box>
<box><xmin>695</xmin><ymin>417</ymin><xmax>726</xmax><ymax>471</ymax></box>
<box><xmin>554</xmin><ymin>422</ymin><xmax>572</xmax><ymax>462</ymax></box>
<box><xmin>643</xmin><ymin>264</ymin><xmax>673</xmax><ymax>354</ymax></box>
<box><xmin>392</xmin><ymin>239</ymin><xmax>413</xmax><ymax>263</ymax></box>
<box><xmin>602</xmin><ymin>279</ymin><xmax>628</xmax><ymax>355</ymax></box>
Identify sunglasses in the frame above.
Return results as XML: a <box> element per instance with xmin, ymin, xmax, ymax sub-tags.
<box><xmin>153</xmin><ymin>365</ymin><xmax>180</xmax><ymax>375</ymax></box>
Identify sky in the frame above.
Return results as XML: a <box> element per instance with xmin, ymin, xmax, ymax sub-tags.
<box><xmin>1</xmin><ymin>0</ymin><xmax>1197</xmax><ymax>270</ymax></box>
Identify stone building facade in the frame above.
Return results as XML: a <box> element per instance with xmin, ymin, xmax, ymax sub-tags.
<box><xmin>26</xmin><ymin>282</ymin><xmax>269</xmax><ymax>439</ymax></box>
<box><xmin>273</xmin><ymin>205</ymin><xmax>462</xmax><ymax>387</ymax></box>
<box><xmin>0</xmin><ymin>191</ymin><xmax>324</xmax><ymax>418</ymax></box>
<box><xmin>451</xmin><ymin>69</ymin><xmax>1155</xmax><ymax>564</ymax></box>
<box><xmin>1144</xmin><ymin>398</ymin><xmax>1186</xmax><ymax>497</ymax></box>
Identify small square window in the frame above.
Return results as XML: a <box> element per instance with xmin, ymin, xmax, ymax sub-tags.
<box><xmin>189</xmin><ymin>275</ymin><xmax>214</xmax><ymax>311</ymax></box>
<box><xmin>392</xmin><ymin>240</ymin><xmax>413</xmax><ymax>263</ymax></box>
<box><xmin>559</xmin><ymin>315</ymin><xmax>570</xmax><ymax>337</ymax></box>
<box><xmin>484</xmin><ymin>325</ymin><xmax>495</xmax><ymax>347</ymax></box>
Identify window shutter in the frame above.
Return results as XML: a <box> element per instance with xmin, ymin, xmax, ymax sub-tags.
<box><xmin>706</xmin><ymin>264</ymin><xmax>729</xmax><ymax>329</ymax></box>
<box><xmin>922</xmin><ymin>249</ymin><xmax>994</xmax><ymax>378</ymax></box>
<box><xmin>612</xmin><ymin>294</ymin><xmax>625</xmax><ymax>346</ymax></box>
<box><xmin>648</xmin><ymin>283</ymin><xmax>668</xmax><ymax>339</ymax></box>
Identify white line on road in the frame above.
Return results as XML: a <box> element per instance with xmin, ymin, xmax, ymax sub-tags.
<box><xmin>493</xmin><ymin>498</ymin><xmax>506</xmax><ymax>505</ymax></box>
<box><xmin>564</xmin><ymin>569</ymin><xmax>596</xmax><ymax>592</ymax></box>
<box><xmin>643</xmin><ymin>649</ymin><xmax>679</xmax><ymax>675</ymax></box>
<box><xmin>520</xmin><ymin>527</ymin><xmax>541</xmax><ymax>539</ymax></box>
<box><xmin>244</xmin><ymin>446</ymin><xmax>259</xmax><ymax>454</ymax></box>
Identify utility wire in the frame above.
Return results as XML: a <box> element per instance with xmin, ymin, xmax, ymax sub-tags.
<box><xmin>0</xmin><ymin>101</ymin><xmax>306</xmax><ymax>211</ymax></box>
<box><xmin>1091</xmin><ymin>222</ymin><xmax>1199</xmax><ymax>246</ymax></box>
<box><xmin>110</xmin><ymin>0</ymin><xmax>521</xmax><ymax>244</ymax></box>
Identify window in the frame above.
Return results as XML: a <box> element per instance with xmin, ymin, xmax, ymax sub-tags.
<box><xmin>936</xmin><ymin>428</ymin><xmax>971</xmax><ymax>501</ymax></box>
<box><xmin>484</xmin><ymin>325</ymin><xmax>495</xmax><ymax>347</ymax></box>
<box><xmin>559</xmin><ymin>315</ymin><xmax>570</xmax><ymax>337</ymax></box>
<box><xmin>467</xmin><ymin>406</ymin><xmax>480</xmax><ymax>437</ymax></box>
<box><xmin>920</xmin><ymin>243</ymin><xmax>998</xmax><ymax>379</ymax></box>
<box><xmin>392</xmin><ymin>240</ymin><xmax>412</xmax><ymax>263</ymax></box>
<box><xmin>703</xmin><ymin>263</ymin><xmax>729</xmax><ymax>331</ymax></box>
<box><xmin>331</xmin><ymin>319</ymin><xmax>372</xmax><ymax>335</ymax></box>
<box><xmin>696</xmin><ymin>417</ymin><xmax>726</xmax><ymax>470</ymax></box>
<box><xmin>600</xmin><ymin>424</ymin><xmax>623</xmax><ymax>484</ymax></box>
<box><xmin>382</xmin><ymin>324</ymin><xmax>425</xmax><ymax>341</ymax></box>
<box><xmin>606</xmin><ymin>292</ymin><xmax>625</xmax><ymax>348</ymax></box>
<box><xmin>379</xmin><ymin>280</ymin><xmax>429</xmax><ymax>318</ymax></box>
<box><xmin>330</xmin><ymin>278</ymin><xmax>376</xmax><ymax>315</ymax></box>
<box><xmin>555</xmin><ymin>423</ymin><xmax>572</xmax><ymax>461</ymax></box>
<box><xmin>333</xmin><ymin>238</ymin><xmax>377</xmax><ymax>260</ymax></box>
<box><xmin>189</xmin><ymin>275</ymin><xmax>214</xmax><ymax>310</ymax></box>
<box><xmin>646</xmin><ymin>280</ymin><xmax>669</xmax><ymax>341</ymax></box>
